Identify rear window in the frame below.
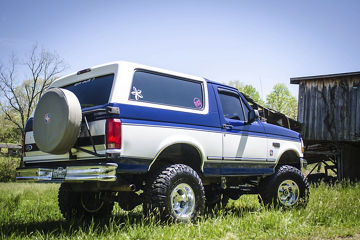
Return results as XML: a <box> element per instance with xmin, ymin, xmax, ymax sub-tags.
<box><xmin>129</xmin><ymin>71</ymin><xmax>204</xmax><ymax>110</ymax></box>
<box><xmin>64</xmin><ymin>74</ymin><xmax>114</xmax><ymax>108</ymax></box>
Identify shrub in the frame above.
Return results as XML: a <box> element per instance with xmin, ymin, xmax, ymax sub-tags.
<box><xmin>0</xmin><ymin>157</ymin><xmax>21</xmax><ymax>182</ymax></box>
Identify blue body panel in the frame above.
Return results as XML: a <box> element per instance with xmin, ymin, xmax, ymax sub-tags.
<box><xmin>262</xmin><ymin>122</ymin><xmax>301</xmax><ymax>141</ymax></box>
<box><xmin>204</xmin><ymin>167</ymin><xmax>274</xmax><ymax>176</ymax></box>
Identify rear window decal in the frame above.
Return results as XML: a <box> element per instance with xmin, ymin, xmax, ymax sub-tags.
<box><xmin>74</xmin><ymin>78</ymin><xmax>95</xmax><ymax>87</ymax></box>
<box><xmin>131</xmin><ymin>86</ymin><xmax>143</xmax><ymax>100</ymax></box>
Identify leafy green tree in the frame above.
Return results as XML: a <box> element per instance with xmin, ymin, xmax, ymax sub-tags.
<box><xmin>266</xmin><ymin>83</ymin><xmax>297</xmax><ymax>119</ymax></box>
<box><xmin>228</xmin><ymin>80</ymin><xmax>265</xmax><ymax>105</ymax></box>
<box><xmin>0</xmin><ymin>123</ymin><xmax>20</xmax><ymax>144</ymax></box>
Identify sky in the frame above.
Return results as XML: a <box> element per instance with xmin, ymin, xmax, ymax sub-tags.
<box><xmin>1</xmin><ymin>0</ymin><xmax>360</xmax><ymax>100</ymax></box>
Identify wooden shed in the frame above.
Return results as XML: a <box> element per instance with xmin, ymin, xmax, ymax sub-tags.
<box><xmin>291</xmin><ymin>71</ymin><xmax>360</xmax><ymax>180</ymax></box>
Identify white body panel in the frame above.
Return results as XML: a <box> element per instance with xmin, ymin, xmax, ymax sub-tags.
<box><xmin>266</xmin><ymin>137</ymin><xmax>303</xmax><ymax>161</ymax></box>
<box><xmin>121</xmin><ymin>123</ymin><xmax>222</xmax><ymax>169</ymax></box>
<box><xmin>222</xmin><ymin>133</ymin><xmax>268</xmax><ymax>161</ymax></box>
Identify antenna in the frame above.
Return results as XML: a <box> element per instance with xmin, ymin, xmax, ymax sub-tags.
<box><xmin>259</xmin><ymin>76</ymin><xmax>264</xmax><ymax>100</ymax></box>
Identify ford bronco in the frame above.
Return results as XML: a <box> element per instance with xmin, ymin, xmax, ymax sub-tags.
<box><xmin>17</xmin><ymin>61</ymin><xmax>309</xmax><ymax>222</ymax></box>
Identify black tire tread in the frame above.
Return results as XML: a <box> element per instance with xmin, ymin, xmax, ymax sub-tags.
<box><xmin>143</xmin><ymin>164</ymin><xmax>205</xmax><ymax>222</ymax></box>
<box><xmin>259</xmin><ymin>165</ymin><xmax>309</xmax><ymax>208</ymax></box>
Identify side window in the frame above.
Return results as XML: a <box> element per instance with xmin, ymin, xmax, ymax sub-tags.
<box><xmin>218</xmin><ymin>90</ymin><xmax>245</xmax><ymax>121</ymax></box>
<box><xmin>129</xmin><ymin>71</ymin><xmax>204</xmax><ymax>110</ymax></box>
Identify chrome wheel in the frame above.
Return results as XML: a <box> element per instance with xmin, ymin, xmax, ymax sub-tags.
<box><xmin>170</xmin><ymin>183</ymin><xmax>195</xmax><ymax>220</ymax></box>
<box><xmin>277</xmin><ymin>180</ymin><xmax>300</xmax><ymax>206</ymax></box>
<box><xmin>81</xmin><ymin>192</ymin><xmax>104</xmax><ymax>213</ymax></box>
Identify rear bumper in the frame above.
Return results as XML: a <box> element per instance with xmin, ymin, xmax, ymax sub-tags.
<box><xmin>16</xmin><ymin>163</ymin><xmax>117</xmax><ymax>183</ymax></box>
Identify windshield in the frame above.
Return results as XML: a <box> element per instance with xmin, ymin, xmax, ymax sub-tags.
<box><xmin>64</xmin><ymin>74</ymin><xmax>114</xmax><ymax>108</ymax></box>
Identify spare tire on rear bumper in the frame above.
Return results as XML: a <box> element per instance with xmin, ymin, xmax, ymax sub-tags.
<box><xmin>33</xmin><ymin>88</ymin><xmax>82</xmax><ymax>154</ymax></box>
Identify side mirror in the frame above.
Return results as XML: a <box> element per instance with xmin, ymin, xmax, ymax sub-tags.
<box><xmin>247</xmin><ymin>109</ymin><xmax>259</xmax><ymax>124</ymax></box>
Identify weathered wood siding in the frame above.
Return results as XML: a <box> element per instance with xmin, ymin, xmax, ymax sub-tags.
<box><xmin>298</xmin><ymin>76</ymin><xmax>360</xmax><ymax>142</ymax></box>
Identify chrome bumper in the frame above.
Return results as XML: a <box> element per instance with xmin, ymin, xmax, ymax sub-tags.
<box><xmin>16</xmin><ymin>163</ymin><xmax>118</xmax><ymax>182</ymax></box>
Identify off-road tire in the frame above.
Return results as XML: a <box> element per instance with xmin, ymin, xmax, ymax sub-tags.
<box><xmin>143</xmin><ymin>164</ymin><xmax>205</xmax><ymax>222</ymax></box>
<box><xmin>58</xmin><ymin>183</ymin><xmax>114</xmax><ymax>221</ymax></box>
<box><xmin>259</xmin><ymin>165</ymin><xmax>309</xmax><ymax>208</ymax></box>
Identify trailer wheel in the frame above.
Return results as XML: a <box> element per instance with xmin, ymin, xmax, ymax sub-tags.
<box><xmin>259</xmin><ymin>165</ymin><xmax>309</xmax><ymax>208</ymax></box>
<box><xmin>58</xmin><ymin>183</ymin><xmax>114</xmax><ymax>221</ymax></box>
<box><xmin>143</xmin><ymin>164</ymin><xmax>205</xmax><ymax>222</ymax></box>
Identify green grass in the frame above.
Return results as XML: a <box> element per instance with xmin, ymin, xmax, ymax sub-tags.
<box><xmin>1</xmin><ymin>183</ymin><xmax>360</xmax><ymax>239</ymax></box>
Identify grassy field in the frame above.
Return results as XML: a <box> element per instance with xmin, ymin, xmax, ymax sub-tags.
<box><xmin>0</xmin><ymin>183</ymin><xmax>360</xmax><ymax>239</ymax></box>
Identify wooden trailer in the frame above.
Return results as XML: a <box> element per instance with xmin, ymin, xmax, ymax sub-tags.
<box><xmin>291</xmin><ymin>71</ymin><xmax>360</xmax><ymax>181</ymax></box>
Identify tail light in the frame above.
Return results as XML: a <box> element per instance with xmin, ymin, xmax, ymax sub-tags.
<box><xmin>106</xmin><ymin>119</ymin><xmax>121</xmax><ymax>149</ymax></box>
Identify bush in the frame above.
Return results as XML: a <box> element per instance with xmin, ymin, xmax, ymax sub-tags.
<box><xmin>0</xmin><ymin>157</ymin><xmax>21</xmax><ymax>182</ymax></box>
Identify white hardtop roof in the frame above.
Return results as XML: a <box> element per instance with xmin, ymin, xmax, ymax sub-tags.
<box><xmin>50</xmin><ymin>61</ymin><xmax>205</xmax><ymax>88</ymax></box>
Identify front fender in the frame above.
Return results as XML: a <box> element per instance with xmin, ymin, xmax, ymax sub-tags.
<box><xmin>269</xmin><ymin>140</ymin><xmax>303</xmax><ymax>164</ymax></box>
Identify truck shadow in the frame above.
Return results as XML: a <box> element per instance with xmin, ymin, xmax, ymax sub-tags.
<box><xmin>0</xmin><ymin>206</ymin><xmax>261</xmax><ymax>237</ymax></box>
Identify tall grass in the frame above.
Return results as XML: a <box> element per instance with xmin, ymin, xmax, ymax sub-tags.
<box><xmin>0</xmin><ymin>182</ymin><xmax>360</xmax><ymax>239</ymax></box>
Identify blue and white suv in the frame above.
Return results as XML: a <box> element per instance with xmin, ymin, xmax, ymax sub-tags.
<box><xmin>17</xmin><ymin>61</ymin><xmax>309</xmax><ymax>222</ymax></box>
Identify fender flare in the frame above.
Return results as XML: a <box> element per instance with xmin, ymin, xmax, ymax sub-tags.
<box><xmin>148</xmin><ymin>136</ymin><xmax>206</xmax><ymax>172</ymax></box>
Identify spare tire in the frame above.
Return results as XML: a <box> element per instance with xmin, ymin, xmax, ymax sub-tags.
<box><xmin>33</xmin><ymin>88</ymin><xmax>82</xmax><ymax>154</ymax></box>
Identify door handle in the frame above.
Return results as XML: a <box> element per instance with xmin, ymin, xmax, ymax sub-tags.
<box><xmin>222</xmin><ymin>124</ymin><xmax>233</xmax><ymax>130</ymax></box>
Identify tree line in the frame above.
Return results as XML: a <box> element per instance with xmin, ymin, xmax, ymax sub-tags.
<box><xmin>0</xmin><ymin>46</ymin><xmax>298</xmax><ymax>144</ymax></box>
<box><xmin>228</xmin><ymin>81</ymin><xmax>297</xmax><ymax>119</ymax></box>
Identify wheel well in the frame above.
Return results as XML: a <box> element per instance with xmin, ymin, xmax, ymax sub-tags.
<box><xmin>276</xmin><ymin>150</ymin><xmax>300</xmax><ymax>170</ymax></box>
<box><xmin>149</xmin><ymin>143</ymin><xmax>203</xmax><ymax>174</ymax></box>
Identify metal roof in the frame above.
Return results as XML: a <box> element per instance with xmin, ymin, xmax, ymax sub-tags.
<box><xmin>290</xmin><ymin>71</ymin><xmax>360</xmax><ymax>84</ymax></box>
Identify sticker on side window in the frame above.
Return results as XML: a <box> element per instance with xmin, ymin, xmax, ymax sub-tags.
<box><xmin>131</xmin><ymin>86</ymin><xmax>143</xmax><ymax>100</ymax></box>
<box><xmin>193</xmin><ymin>97</ymin><xmax>202</xmax><ymax>109</ymax></box>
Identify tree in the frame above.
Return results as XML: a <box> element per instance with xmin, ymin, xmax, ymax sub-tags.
<box><xmin>0</xmin><ymin>45</ymin><xmax>66</xmax><ymax>143</ymax></box>
<box><xmin>0</xmin><ymin>114</ymin><xmax>19</xmax><ymax>143</ymax></box>
<box><xmin>266</xmin><ymin>83</ymin><xmax>297</xmax><ymax>119</ymax></box>
<box><xmin>228</xmin><ymin>80</ymin><xmax>265</xmax><ymax>105</ymax></box>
